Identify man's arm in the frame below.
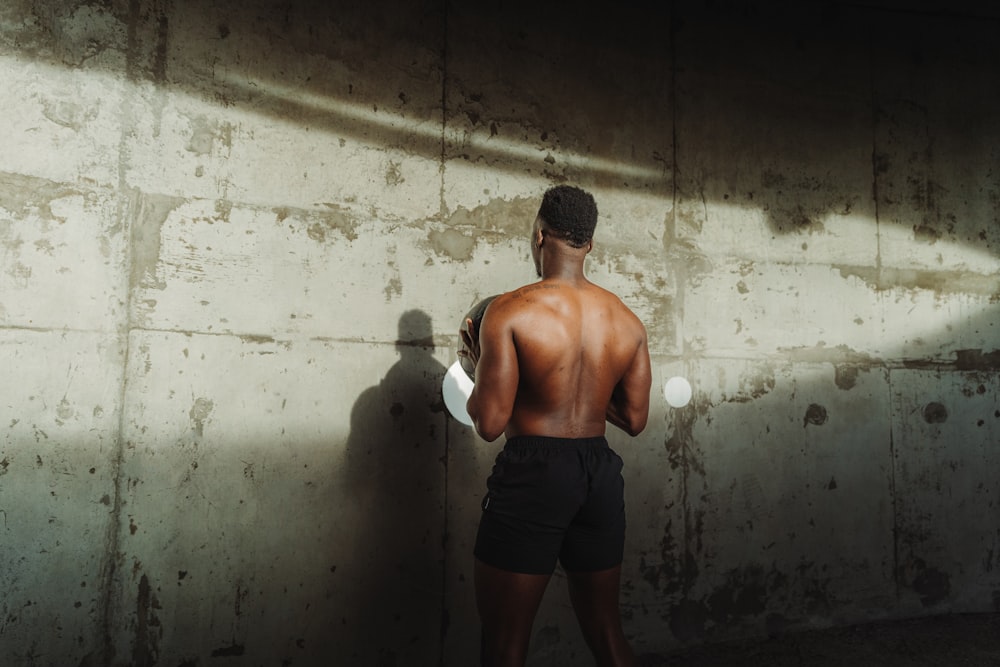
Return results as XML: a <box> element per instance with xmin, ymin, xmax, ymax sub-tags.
<box><xmin>606</xmin><ymin>327</ymin><xmax>651</xmax><ymax>436</ymax></box>
<box><xmin>464</xmin><ymin>300</ymin><xmax>519</xmax><ymax>441</ymax></box>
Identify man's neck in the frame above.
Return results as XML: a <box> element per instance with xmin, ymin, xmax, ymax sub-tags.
<box><xmin>540</xmin><ymin>253</ymin><xmax>588</xmax><ymax>283</ymax></box>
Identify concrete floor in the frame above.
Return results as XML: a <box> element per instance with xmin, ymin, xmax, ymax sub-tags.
<box><xmin>640</xmin><ymin>613</ymin><xmax>1000</xmax><ymax>666</ymax></box>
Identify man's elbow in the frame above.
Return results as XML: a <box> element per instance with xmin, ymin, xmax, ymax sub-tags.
<box><xmin>622</xmin><ymin>421</ymin><xmax>646</xmax><ymax>437</ymax></box>
<box><xmin>472</xmin><ymin>411</ymin><xmax>505</xmax><ymax>441</ymax></box>
<box><xmin>473</xmin><ymin>422</ymin><xmax>504</xmax><ymax>442</ymax></box>
<box><xmin>624</xmin><ymin>410</ymin><xmax>649</xmax><ymax>437</ymax></box>
<box><xmin>467</xmin><ymin>399</ymin><xmax>505</xmax><ymax>441</ymax></box>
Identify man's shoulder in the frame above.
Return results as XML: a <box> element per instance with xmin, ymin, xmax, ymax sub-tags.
<box><xmin>481</xmin><ymin>283</ymin><xmax>561</xmax><ymax>328</ymax></box>
<box><xmin>489</xmin><ymin>282</ymin><xmax>559</xmax><ymax>310</ymax></box>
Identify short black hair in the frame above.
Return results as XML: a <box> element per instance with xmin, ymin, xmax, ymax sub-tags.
<box><xmin>537</xmin><ymin>185</ymin><xmax>598</xmax><ymax>248</ymax></box>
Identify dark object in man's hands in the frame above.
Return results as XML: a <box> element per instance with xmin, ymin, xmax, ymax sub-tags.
<box><xmin>458</xmin><ymin>295</ymin><xmax>499</xmax><ymax>380</ymax></box>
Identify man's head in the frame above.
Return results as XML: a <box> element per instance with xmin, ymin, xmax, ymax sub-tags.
<box><xmin>536</xmin><ymin>185</ymin><xmax>598</xmax><ymax>248</ymax></box>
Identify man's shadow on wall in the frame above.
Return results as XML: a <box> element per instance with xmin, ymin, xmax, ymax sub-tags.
<box><xmin>340</xmin><ymin>309</ymin><xmax>478</xmax><ymax>664</ymax></box>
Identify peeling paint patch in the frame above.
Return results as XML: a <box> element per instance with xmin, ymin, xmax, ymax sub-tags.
<box><xmin>184</xmin><ymin>115</ymin><xmax>232</xmax><ymax>155</ymax></box>
<box><xmin>444</xmin><ymin>196</ymin><xmax>537</xmax><ymax>239</ymax></box>
<box><xmin>0</xmin><ymin>172</ymin><xmax>80</xmax><ymax>221</ymax></box>
<box><xmin>835</xmin><ymin>265</ymin><xmax>1000</xmax><ymax>297</ymax></box>
<box><xmin>189</xmin><ymin>398</ymin><xmax>214</xmax><ymax>436</ymax></box>
<box><xmin>239</xmin><ymin>334</ymin><xmax>274</xmax><ymax>345</ymax></box>
<box><xmin>298</xmin><ymin>204</ymin><xmax>359</xmax><ymax>243</ymax></box>
<box><xmin>56</xmin><ymin>398</ymin><xmax>75</xmax><ymax>422</ymax></box>
<box><xmin>780</xmin><ymin>343</ymin><xmax>876</xmax><ymax>366</ymax></box>
<box><xmin>426</xmin><ymin>227</ymin><xmax>476</xmax><ymax>261</ymax></box>
<box><xmin>132</xmin><ymin>192</ymin><xmax>185</xmax><ymax>291</ymax></box>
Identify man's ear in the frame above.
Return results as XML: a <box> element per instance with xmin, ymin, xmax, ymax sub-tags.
<box><xmin>535</xmin><ymin>226</ymin><xmax>546</xmax><ymax>247</ymax></box>
<box><xmin>586</xmin><ymin>239</ymin><xmax>593</xmax><ymax>253</ymax></box>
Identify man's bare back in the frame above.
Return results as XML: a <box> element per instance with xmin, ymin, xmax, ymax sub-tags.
<box><xmin>471</xmin><ymin>277</ymin><xmax>649</xmax><ymax>441</ymax></box>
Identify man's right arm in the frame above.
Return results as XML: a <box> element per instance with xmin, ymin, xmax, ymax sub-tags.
<box><xmin>606</xmin><ymin>325</ymin><xmax>652</xmax><ymax>436</ymax></box>
<box><xmin>465</xmin><ymin>298</ymin><xmax>519</xmax><ymax>442</ymax></box>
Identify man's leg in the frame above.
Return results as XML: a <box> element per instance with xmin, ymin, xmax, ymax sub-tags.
<box><xmin>565</xmin><ymin>565</ymin><xmax>634</xmax><ymax>667</ymax></box>
<box><xmin>475</xmin><ymin>558</ymin><xmax>551</xmax><ymax>667</ymax></box>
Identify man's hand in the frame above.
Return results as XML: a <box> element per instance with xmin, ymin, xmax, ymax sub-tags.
<box><xmin>458</xmin><ymin>317</ymin><xmax>481</xmax><ymax>375</ymax></box>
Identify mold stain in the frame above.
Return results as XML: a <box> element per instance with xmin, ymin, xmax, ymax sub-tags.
<box><xmin>834</xmin><ymin>364</ymin><xmax>860</xmax><ymax>390</ymax></box>
<box><xmin>913</xmin><ymin>223</ymin><xmax>942</xmax><ymax>244</ymax></box>
<box><xmin>804</xmin><ymin>403</ymin><xmax>828</xmax><ymax>427</ymax></box>
<box><xmin>384</xmin><ymin>252</ymin><xmax>403</xmax><ymax>301</ymax></box>
<box><xmin>384</xmin><ymin>160</ymin><xmax>404</xmax><ymax>186</ymax></box>
<box><xmin>725</xmin><ymin>366</ymin><xmax>776</xmax><ymax>403</ymax></box>
<box><xmin>132</xmin><ymin>574</ymin><xmax>160</xmax><ymax>667</ymax></box>
<box><xmin>706</xmin><ymin>564</ymin><xmax>781</xmax><ymax>625</ymax></box>
<box><xmin>955</xmin><ymin>349</ymin><xmax>1000</xmax><ymax>371</ymax></box>
<box><xmin>384</xmin><ymin>274</ymin><xmax>403</xmax><ymax>301</ymax></box>
<box><xmin>911</xmin><ymin>565</ymin><xmax>951</xmax><ymax>607</ymax></box>
<box><xmin>638</xmin><ymin>522</ymin><xmax>682</xmax><ymax>596</ymax></box>
<box><xmin>922</xmin><ymin>402</ymin><xmax>948</xmax><ymax>424</ymax></box>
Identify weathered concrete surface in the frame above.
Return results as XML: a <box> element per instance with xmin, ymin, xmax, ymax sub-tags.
<box><xmin>0</xmin><ymin>1</ymin><xmax>998</xmax><ymax>665</ymax></box>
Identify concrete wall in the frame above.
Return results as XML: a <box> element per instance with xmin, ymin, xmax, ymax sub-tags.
<box><xmin>0</xmin><ymin>0</ymin><xmax>997</xmax><ymax>665</ymax></box>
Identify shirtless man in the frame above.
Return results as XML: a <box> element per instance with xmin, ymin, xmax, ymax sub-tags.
<box><xmin>459</xmin><ymin>185</ymin><xmax>652</xmax><ymax>667</ymax></box>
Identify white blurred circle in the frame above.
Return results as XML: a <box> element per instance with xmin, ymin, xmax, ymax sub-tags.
<box><xmin>664</xmin><ymin>376</ymin><xmax>692</xmax><ymax>408</ymax></box>
<box><xmin>442</xmin><ymin>360</ymin><xmax>475</xmax><ymax>426</ymax></box>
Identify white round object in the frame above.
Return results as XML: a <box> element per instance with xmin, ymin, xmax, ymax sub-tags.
<box><xmin>442</xmin><ymin>360</ymin><xmax>475</xmax><ymax>426</ymax></box>
<box><xmin>664</xmin><ymin>376</ymin><xmax>692</xmax><ymax>408</ymax></box>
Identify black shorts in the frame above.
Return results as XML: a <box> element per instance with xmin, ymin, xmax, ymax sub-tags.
<box><xmin>473</xmin><ymin>435</ymin><xmax>626</xmax><ymax>575</ymax></box>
